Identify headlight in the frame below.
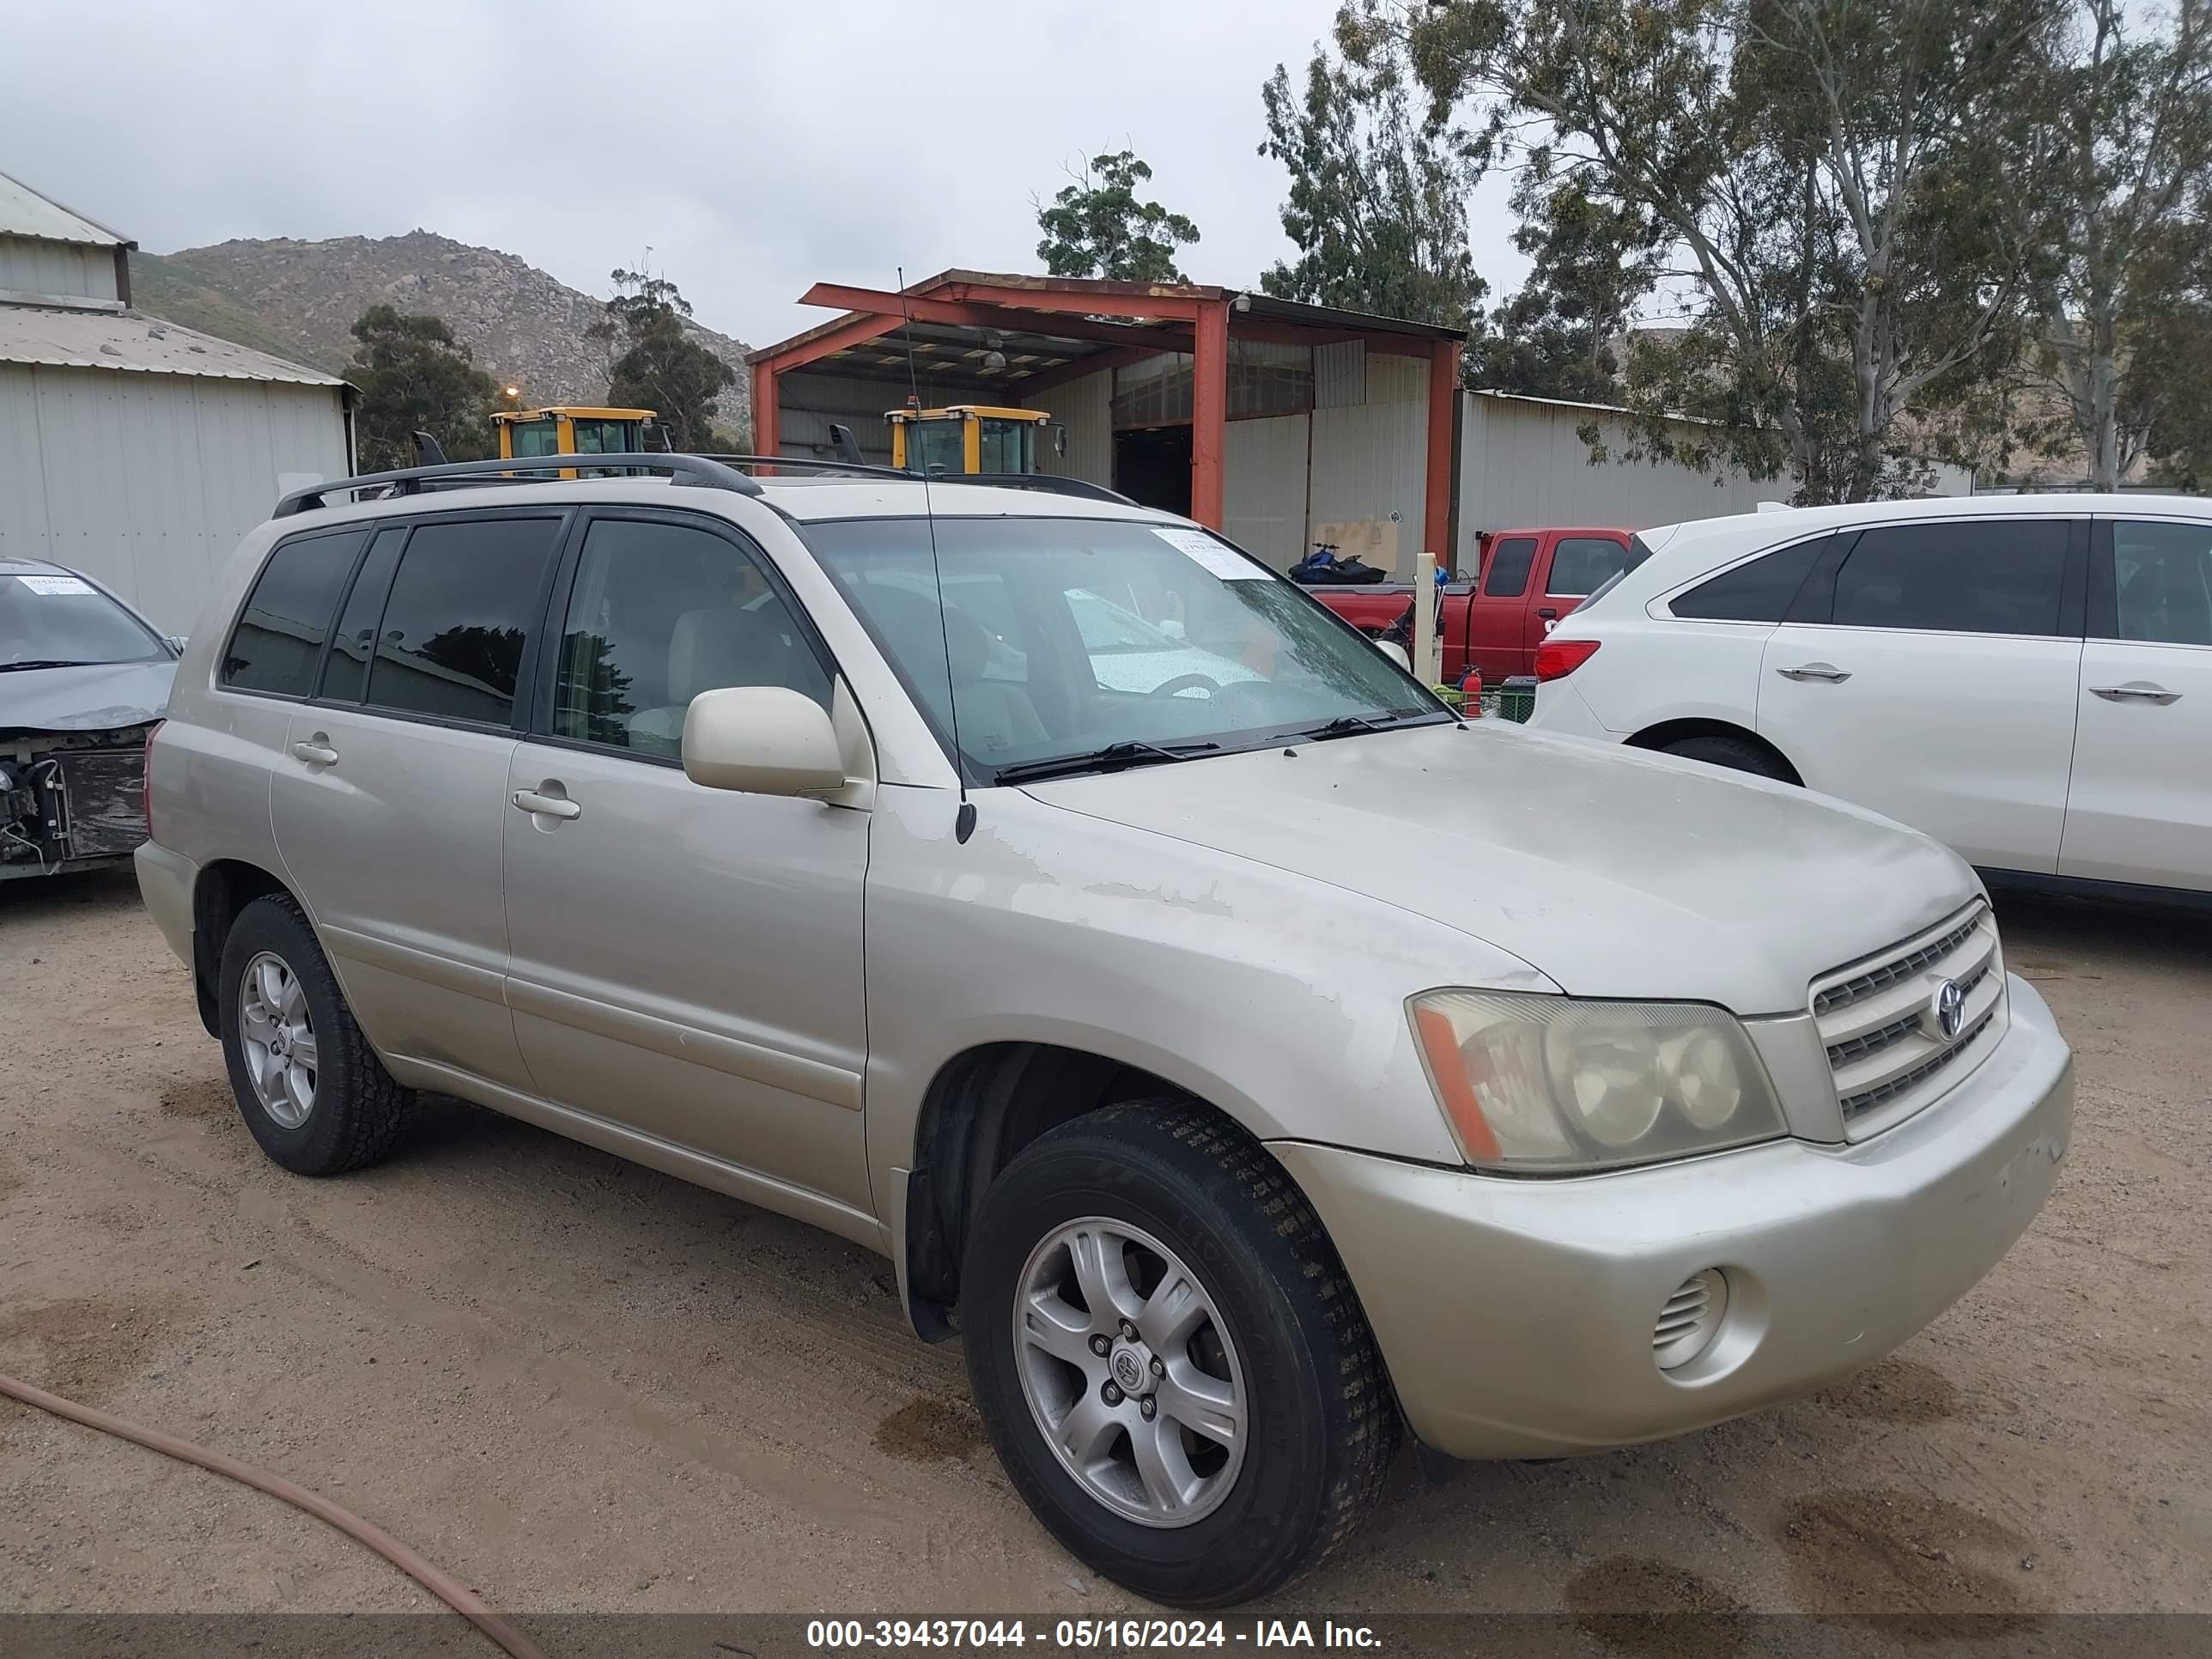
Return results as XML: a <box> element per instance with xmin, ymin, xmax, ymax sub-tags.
<box><xmin>1410</xmin><ymin>990</ymin><xmax>1787</xmax><ymax>1172</ymax></box>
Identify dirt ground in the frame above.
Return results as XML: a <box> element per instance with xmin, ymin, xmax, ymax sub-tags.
<box><xmin>0</xmin><ymin>868</ymin><xmax>2205</xmax><ymax>1623</ymax></box>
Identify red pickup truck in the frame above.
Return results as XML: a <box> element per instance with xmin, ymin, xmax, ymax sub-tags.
<box><xmin>1301</xmin><ymin>526</ymin><xmax>1635</xmax><ymax>684</ymax></box>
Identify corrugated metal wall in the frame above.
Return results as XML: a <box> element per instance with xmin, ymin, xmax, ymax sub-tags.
<box><xmin>0</xmin><ymin>364</ymin><xmax>350</xmax><ymax>632</ymax></box>
<box><xmin>1365</xmin><ymin>351</ymin><xmax>1429</xmax><ymax>406</ymax></box>
<box><xmin>1031</xmin><ymin>368</ymin><xmax>1112</xmax><ymax>484</ymax></box>
<box><xmin>1454</xmin><ymin>393</ymin><xmax>1978</xmax><ymax>569</ymax></box>
<box><xmin>1314</xmin><ymin>340</ymin><xmax>1365</xmax><ymax>409</ymax></box>
<box><xmin>1224</xmin><ymin>414</ymin><xmax>1309</xmax><ymax>568</ymax></box>
<box><xmin>1309</xmin><ymin>399</ymin><xmax>1429</xmax><ymax>577</ymax></box>
<box><xmin>0</xmin><ymin>235</ymin><xmax>115</xmax><ymax>303</ymax></box>
<box><xmin>1456</xmin><ymin>394</ymin><xmax>1783</xmax><ymax>570</ymax></box>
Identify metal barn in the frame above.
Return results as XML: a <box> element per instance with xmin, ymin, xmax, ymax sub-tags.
<box><xmin>0</xmin><ymin>169</ymin><xmax>354</xmax><ymax>634</ymax></box>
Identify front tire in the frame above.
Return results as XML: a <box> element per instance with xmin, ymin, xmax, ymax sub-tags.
<box><xmin>963</xmin><ymin>1103</ymin><xmax>1396</xmax><ymax>1607</ymax></box>
<box><xmin>218</xmin><ymin>894</ymin><xmax>412</xmax><ymax>1176</ymax></box>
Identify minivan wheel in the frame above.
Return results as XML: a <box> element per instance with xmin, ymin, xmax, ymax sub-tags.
<box><xmin>217</xmin><ymin>895</ymin><xmax>411</xmax><ymax>1176</ymax></box>
<box><xmin>1661</xmin><ymin>732</ymin><xmax>1793</xmax><ymax>781</ymax></box>
<box><xmin>963</xmin><ymin>1103</ymin><xmax>1396</xmax><ymax>1607</ymax></box>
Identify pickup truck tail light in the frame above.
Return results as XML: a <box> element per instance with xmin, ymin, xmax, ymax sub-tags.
<box><xmin>1534</xmin><ymin>638</ymin><xmax>1601</xmax><ymax>681</ymax></box>
<box><xmin>142</xmin><ymin>720</ymin><xmax>163</xmax><ymax>844</ymax></box>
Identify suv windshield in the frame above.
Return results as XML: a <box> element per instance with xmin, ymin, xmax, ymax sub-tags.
<box><xmin>0</xmin><ymin>570</ymin><xmax>167</xmax><ymax>669</ymax></box>
<box><xmin>802</xmin><ymin>516</ymin><xmax>1443</xmax><ymax>780</ymax></box>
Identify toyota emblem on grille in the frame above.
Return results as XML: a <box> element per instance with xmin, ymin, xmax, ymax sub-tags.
<box><xmin>1931</xmin><ymin>978</ymin><xmax>1966</xmax><ymax>1041</ymax></box>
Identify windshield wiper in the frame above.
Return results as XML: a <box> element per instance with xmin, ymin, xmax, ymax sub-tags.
<box><xmin>0</xmin><ymin>659</ymin><xmax>98</xmax><ymax>672</ymax></box>
<box><xmin>1297</xmin><ymin>710</ymin><xmax>1437</xmax><ymax>741</ymax></box>
<box><xmin>994</xmin><ymin>739</ymin><xmax>1220</xmax><ymax>786</ymax></box>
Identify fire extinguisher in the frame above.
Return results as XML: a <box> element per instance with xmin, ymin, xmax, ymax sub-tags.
<box><xmin>1459</xmin><ymin>664</ymin><xmax>1483</xmax><ymax>716</ymax></box>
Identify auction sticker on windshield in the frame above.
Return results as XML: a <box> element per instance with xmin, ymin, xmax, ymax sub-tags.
<box><xmin>14</xmin><ymin>574</ymin><xmax>94</xmax><ymax>596</ymax></box>
<box><xmin>1152</xmin><ymin>526</ymin><xmax>1267</xmax><ymax>580</ymax></box>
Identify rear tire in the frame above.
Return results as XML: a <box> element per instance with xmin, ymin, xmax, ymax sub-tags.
<box><xmin>962</xmin><ymin>1103</ymin><xmax>1396</xmax><ymax>1607</ymax></box>
<box><xmin>218</xmin><ymin>894</ymin><xmax>412</xmax><ymax>1176</ymax></box>
<box><xmin>1660</xmin><ymin>732</ymin><xmax>1793</xmax><ymax>781</ymax></box>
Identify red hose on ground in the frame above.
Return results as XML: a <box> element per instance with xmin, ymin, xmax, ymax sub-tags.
<box><xmin>0</xmin><ymin>1368</ymin><xmax>548</xmax><ymax>1659</ymax></box>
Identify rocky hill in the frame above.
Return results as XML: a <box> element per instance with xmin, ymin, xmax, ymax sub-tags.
<box><xmin>132</xmin><ymin>230</ymin><xmax>751</xmax><ymax>422</ymax></box>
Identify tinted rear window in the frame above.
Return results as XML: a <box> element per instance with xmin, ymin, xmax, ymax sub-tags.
<box><xmin>1484</xmin><ymin>538</ymin><xmax>1538</xmax><ymax>598</ymax></box>
<box><xmin>1673</xmin><ymin>536</ymin><xmax>1829</xmax><ymax>622</ymax></box>
<box><xmin>1832</xmin><ymin>521</ymin><xmax>2069</xmax><ymax>636</ymax></box>
<box><xmin>222</xmin><ymin>529</ymin><xmax>364</xmax><ymax>696</ymax></box>
<box><xmin>363</xmin><ymin>518</ymin><xmax>562</xmax><ymax>726</ymax></box>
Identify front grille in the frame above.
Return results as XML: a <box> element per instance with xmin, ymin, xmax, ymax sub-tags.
<box><xmin>1813</xmin><ymin>912</ymin><xmax>1983</xmax><ymax>1016</ymax></box>
<box><xmin>1838</xmin><ymin>1007</ymin><xmax>1996</xmax><ymax>1117</ymax></box>
<box><xmin>1825</xmin><ymin>957</ymin><xmax>1992</xmax><ymax>1068</ymax></box>
<box><xmin>1810</xmin><ymin>902</ymin><xmax>2006</xmax><ymax>1137</ymax></box>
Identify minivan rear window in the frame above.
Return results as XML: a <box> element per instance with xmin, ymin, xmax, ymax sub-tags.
<box><xmin>222</xmin><ymin>529</ymin><xmax>365</xmax><ymax>696</ymax></box>
<box><xmin>362</xmin><ymin>517</ymin><xmax>562</xmax><ymax>726</ymax></box>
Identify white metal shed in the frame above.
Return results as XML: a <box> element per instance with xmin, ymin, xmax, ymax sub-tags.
<box><xmin>1</xmin><ymin>168</ymin><xmax>354</xmax><ymax>634</ymax></box>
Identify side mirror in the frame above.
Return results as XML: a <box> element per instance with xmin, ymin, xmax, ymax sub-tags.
<box><xmin>165</xmin><ymin>635</ymin><xmax>188</xmax><ymax>655</ymax></box>
<box><xmin>1374</xmin><ymin>640</ymin><xmax>1412</xmax><ymax>672</ymax></box>
<box><xmin>1054</xmin><ymin>424</ymin><xmax>1068</xmax><ymax>458</ymax></box>
<box><xmin>682</xmin><ymin>686</ymin><xmax>847</xmax><ymax>797</ymax></box>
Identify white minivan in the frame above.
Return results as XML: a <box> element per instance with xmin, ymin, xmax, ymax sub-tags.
<box><xmin>1528</xmin><ymin>495</ymin><xmax>2212</xmax><ymax>898</ymax></box>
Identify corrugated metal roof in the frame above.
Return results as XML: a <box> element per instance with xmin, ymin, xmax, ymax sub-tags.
<box><xmin>0</xmin><ymin>305</ymin><xmax>347</xmax><ymax>386</ymax></box>
<box><xmin>0</xmin><ymin>169</ymin><xmax>132</xmax><ymax>247</ymax></box>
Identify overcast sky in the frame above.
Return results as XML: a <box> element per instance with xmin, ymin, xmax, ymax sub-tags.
<box><xmin>0</xmin><ymin>0</ymin><xmax>1526</xmax><ymax>349</ymax></box>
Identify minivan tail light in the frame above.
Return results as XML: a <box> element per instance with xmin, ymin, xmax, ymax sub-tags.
<box><xmin>142</xmin><ymin>720</ymin><xmax>163</xmax><ymax>843</ymax></box>
<box><xmin>1534</xmin><ymin>638</ymin><xmax>1601</xmax><ymax>681</ymax></box>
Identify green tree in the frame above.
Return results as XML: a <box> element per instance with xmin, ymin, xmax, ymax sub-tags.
<box><xmin>1259</xmin><ymin>21</ymin><xmax>1488</xmax><ymax>328</ymax></box>
<box><xmin>1471</xmin><ymin>174</ymin><xmax>1656</xmax><ymax>400</ymax></box>
<box><xmin>2021</xmin><ymin>0</ymin><xmax>2212</xmax><ymax>489</ymax></box>
<box><xmin>588</xmin><ymin>269</ymin><xmax>738</xmax><ymax>452</ymax></box>
<box><xmin>345</xmin><ymin>305</ymin><xmax>497</xmax><ymax>472</ymax></box>
<box><xmin>1034</xmin><ymin>151</ymin><xmax>1201</xmax><ymax>282</ymax></box>
<box><xmin>1390</xmin><ymin>0</ymin><xmax>2058</xmax><ymax>501</ymax></box>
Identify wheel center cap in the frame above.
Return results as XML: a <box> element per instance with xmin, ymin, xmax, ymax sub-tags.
<box><xmin>269</xmin><ymin>1030</ymin><xmax>288</xmax><ymax>1056</ymax></box>
<box><xmin>1109</xmin><ymin>1341</ymin><xmax>1152</xmax><ymax>1395</ymax></box>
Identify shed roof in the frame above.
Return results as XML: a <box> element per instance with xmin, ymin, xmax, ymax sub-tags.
<box><xmin>0</xmin><ymin>168</ymin><xmax>133</xmax><ymax>248</ymax></box>
<box><xmin>752</xmin><ymin>267</ymin><xmax>1467</xmax><ymax>383</ymax></box>
<box><xmin>0</xmin><ymin>304</ymin><xmax>346</xmax><ymax>386</ymax></box>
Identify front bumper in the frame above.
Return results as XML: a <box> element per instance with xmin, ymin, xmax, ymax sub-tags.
<box><xmin>1269</xmin><ymin>973</ymin><xmax>2072</xmax><ymax>1460</ymax></box>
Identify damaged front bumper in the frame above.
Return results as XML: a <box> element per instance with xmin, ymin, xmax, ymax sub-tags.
<box><xmin>1</xmin><ymin>725</ymin><xmax>156</xmax><ymax>879</ymax></box>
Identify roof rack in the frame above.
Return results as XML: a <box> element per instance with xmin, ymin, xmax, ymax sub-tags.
<box><xmin>705</xmin><ymin>459</ymin><xmax>1136</xmax><ymax>506</ymax></box>
<box><xmin>272</xmin><ymin>452</ymin><xmax>1145</xmax><ymax>520</ymax></box>
<box><xmin>962</xmin><ymin>473</ymin><xmax>1139</xmax><ymax>506</ymax></box>
<box><xmin>271</xmin><ymin>453</ymin><xmax>763</xmax><ymax>518</ymax></box>
<box><xmin>693</xmin><ymin>454</ymin><xmax>916</xmax><ymax>482</ymax></box>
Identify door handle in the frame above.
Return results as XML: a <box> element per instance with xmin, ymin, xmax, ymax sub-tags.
<box><xmin>1538</xmin><ymin>606</ymin><xmax>1559</xmax><ymax>620</ymax></box>
<box><xmin>1776</xmin><ymin>663</ymin><xmax>1852</xmax><ymax>684</ymax></box>
<box><xmin>2090</xmin><ymin>682</ymin><xmax>2181</xmax><ymax>705</ymax></box>
<box><xmin>290</xmin><ymin>737</ymin><xmax>338</xmax><ymax>765</ymax></box>
<box><xmin>512</xmin><ymin>788</ymin><xmax>581</xmax><ymax>821</ymax></box>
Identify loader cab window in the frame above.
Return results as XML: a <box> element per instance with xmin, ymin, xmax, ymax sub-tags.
<box><xmin>570</xmin><ymin>420</ymin><xmax>636</xmax><ymax>456</ymax></box>
<box><xmin>977</xmin><ymin>418</ymin><xmax>1036</xmax><ymax>473</ymax></box>
<box><xmin>506</xmin><ymin>418</ymin><xmax>561</xmax><ymax>459</ymax></box>
<box><xmin>907</xmin><ymin>422</ymin><xmax>964</xmax><ymax>477</ymax></box>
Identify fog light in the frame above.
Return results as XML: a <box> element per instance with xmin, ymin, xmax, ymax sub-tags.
<box><xmin>1653</xmin><ymin>1269</ymin><xmax>1729</xmax><ymax>1370</ymax></box>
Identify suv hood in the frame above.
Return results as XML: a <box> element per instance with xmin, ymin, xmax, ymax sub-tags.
<box><xmin>0</xmin><ymin>659</ymin><xmax>175</xmax><ymax>736</ymax></box>
<box><xmin>1022</xmin><ymin>720</ymin><xmax>1978</xmax><ymax>1016</ymax></box>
